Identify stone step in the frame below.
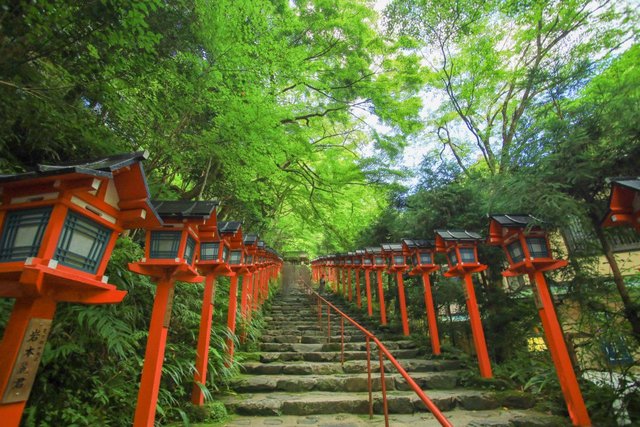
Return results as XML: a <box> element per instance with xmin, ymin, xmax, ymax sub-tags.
<box><xmin>241</xmin><ymin>359</ymin><xmax>464</xmax><ymax>375</ymax></box>
<box><xmin>259</xmin><ymin>348</ymin><xmax>421</xmax><ymax>363</ymax></box>
<box><xmin>262</xmin><ymin>329</ymin><xmax>409</xmax><ymax>341</ymax></box>
<box><xmin>258</xmin><ymin>340</ymin><xmax>416</xmax><ymax>353</ymax></box>
<box><xmin>221</xmin><ymin>409</ymin><xmax>569</xmax><ymax>427</ymax></box>
<box><xmin>230</xmin><ymin>371</ymin><xmax>464</xmax><ymax>393</ymax></box>
<box><xmin>219</xmin><ymin>389</ymin><xmax>534</xmax><ymax>416</ymax></box>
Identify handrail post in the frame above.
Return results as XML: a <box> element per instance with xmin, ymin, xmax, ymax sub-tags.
<box><xmin>366</xmin><ymin>336</ymin><xmax>373</xmax><ymax>419</ymax></box>
<box><xmin>340</xmin><ymin>317</ymin><xmax>345</xmax><ymax>367</ymax></box>
<box><xmin>378</xmin><ymin>348</ymin><xmax>389</xmax><ymax>427</ymax></box>
<box><xmin>318</xmin><ymin>297</ymin><xmax>322</xmax><ymax>331</ymax></box>
<box><xmin>327</xmin><ymin>305</ymin><xmax>331</xmax><ymax>343</ymax></box>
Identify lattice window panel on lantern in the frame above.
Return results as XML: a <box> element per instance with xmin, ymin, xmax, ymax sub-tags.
<box><xmin>229</xmin><ymin>250</ymin><xmax>242</xmax><ymax>265</ymax></box>
<box><xmin>459</xmin><ymin>248</ymin><xmax>476</xmax><ymax>263</ymax></box>
<box><xmin>0</xmin><ymin>207</ymin><xmax>52</xmax><ymax>262</ymax></box>
<box><xmin>200</xmin><ymin>242</ymin><xmax>220</xmax><ymax>261</ymax></box>
<box><xmin>54</xmin><ymin>211</ymin><xmax>111</xmax><ymax>273</ymax></box>
<box><xmin>184</xmin><ymin>236</ymin><xmax>196</xmax><ymax>264</ymax></box>
<box><xmin>420</xmin><ymin>253</ymin><xmax>433</xmax><ymax>265</ymax></box>
<box><xmin>507</xmin><ymin>241</ymin><xmax>525</xmax><ymax>263</ymax></box>
<box><xmin>149</xmin><ymin>231</ymin><xmax>182</xmax><ymax>259</ymax></box>
<box><xmin>526</xmin><ymin>238</ymin><xmax>549</xmax><ymax>259</ymax></box>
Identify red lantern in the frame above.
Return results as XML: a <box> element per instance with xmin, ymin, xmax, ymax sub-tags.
<box><xmin>435</xmin><ymin>229</ymin><xmax>492</xmax><ymax>378</ymax></box>
<box><xmin>0</xmin><ymin>152</ymin><xmax>155</xmax><ymax>426</ymax></box>
<box><xmin>602</xmin><ymin>178</ymin><xmax>640</xmax><ymax>231</ymax></box>
<box><xmin>487</xmin><ymin>214</ymin><xmax>590</xmax><ymax>426</ymax></box>
<box><xmin>218</xmin><ymin>221</ymin><xmax>246</xmax><ymax>364</ymax></box>
<box><xmin>365</xmin><ymin>246</ymin><xmax>387</xmax><ymax>325</ymax></box>
<box><xmin>402</xmin><ymin>239</ymin><xmax>440</xmax><ymax>355</ymax></box>
<box><xmin>129</xmin><ymin>200</ymin><xmax>216</xmax><ymax>426</ymax></box>
<box><xmin>381</xmin><ymin>243</ymin><xmax>410</xmax><ymax>336</ymax></box>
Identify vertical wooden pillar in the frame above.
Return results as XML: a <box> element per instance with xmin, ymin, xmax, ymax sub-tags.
<box><xmin>364</xmin><ymin>270</ymin><xmax>373</xmax><ymax>316</ymax></box>
<box><xmin>463</xmin><ymin>274</ymin><xmax>492</xmax><ymax>378</ymax></box>
<box><xmin>192</xmin><ymin>275</ymin><xmax>216</xmax><ymax>405</ymax></box>
<box><xmin>396</xmin><ymin>271</ymin><xmax>410</xmax><ymax>336</ymax></box>
<box><xmin>347</xmin><ymin>269</ymin><xmax>352</xmax><ymax>301</ymax></box>
<box><xmin>239</xmin><ymin>273</ymin><xmax>252</xmax><ymax>344</ymax></box>
<box><xmin>225</xmin><ymin>275</ymin><xmax>239</xmax><ymax>365</ymax></box>
<box><xmin>0</xmin><ymin>297</ymin><xmax>57</xmax><ymax>427</ymax></box>
<box><xmin>134</xmin><ymin>276</ymin><xmax>176</xmax><ymax>427</ymax></box>
<box><xmin>355</xmin><ymin>269</ymin><xmax>362</xmax><ymax>308</ymax></box>
<box><xmin>530</xmin><ymin>271</ymin><xmax>591</xmax><ymax>426</ymax></box>
<box><xmin>376</xmin><ymin>270</ymin><xmax>387</xmax><ymax>325</ymax></box>
<box><xmin>421</xmin><ymin>273</ymin><xmax>441</xmax><ymax>355</ymax></box>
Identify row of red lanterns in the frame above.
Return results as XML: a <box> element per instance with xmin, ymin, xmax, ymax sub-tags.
<box><xmin>311</xmin><ymin>182</ymin><xmax>640</xmax><ymax>427</ymax></box>
<box><xmin>0</xmin><ymin>152</ymin><xmax>283</xmax><ymax>427</ymax></box>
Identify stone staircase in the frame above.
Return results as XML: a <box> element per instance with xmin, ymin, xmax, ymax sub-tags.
<box><xmin>216</xmin><ymin>283</ymin><xmax>569</xmax><ymax>426</ymax></box>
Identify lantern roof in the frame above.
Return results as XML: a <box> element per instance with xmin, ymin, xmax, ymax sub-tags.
<box><xmin>488</xmin><ymin>214</ymin><xmax>542</xmax><ymax>228</ymax></box>
<box><xmin>0</xmin><ymin>151</ymin><xmax>150</xmax><ymax>183</ymax></box>
<box><xmin>435</xmin><ymin>229</ymin><xmax>483</xmax><ymax>242</ymax></box>
<box><xmin>402</xmin><ymin>239</ymin><xmax>435</xmax><ymax>250</ymax></box>
<box><xmin>152</xmin><ymin>200</ymin><xmax>218</xmax><ymax>220</ymax></box>
<box><xmin>609</xmin><ymin>177</ymin><xmax>640</xmax><ymax>191</ymax></box>
<box><xmin>355</xmin><ymin>249</ymin><xmax>365</xmax><ymax>255</ymax></box>
<box><xmin>244</xmin><ymin>234</ymin><xmax>259</xmax><ymax>245</ymax></box>
<box><xmin>347</xmin><ymin>251</ymin><xmax>356</xmax><ymax>257</ymax></box>
<box><xmin>365</xmin><ymin>246</ymin><xmax>382</xmax><ymax>254</ymax></box>
<box><xmin>381</xmin><ymin>243</ymin><xmax>403</xmax><ymax>252</ymax></box>
<box><xmin>0</xmin><ymin>151</ymin><xmax>161</xmax><ymax>228</ymax></box>
<box><xmin>219</xmin><ymin>221</ymin><xmax>242</xmax><ymax>234</ymax></box>
<box><xmin>257</xmin><ymin>240</ymin><xmax>266</xmax><ymax>249</ymax></box>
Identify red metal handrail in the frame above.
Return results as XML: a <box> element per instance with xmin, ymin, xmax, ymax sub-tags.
<box><xmin>306</xmin><ymin>285</ymin><xmax>453</xmax><ymax>427</ymax></box>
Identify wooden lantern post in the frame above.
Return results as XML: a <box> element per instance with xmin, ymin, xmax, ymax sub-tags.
<box><xmin>240</xmin><ymin>234</ymin><xmax>259</xmax><ymax>341</ymax></box>
<box><xmin>331</xmin><ymin>255</ymin><xmax>338</xmax><ymax>291</ymax></box>
<box><xmin>602</xmin><ymin>178</ymin><xmax>640</xmax><ymax>232</ymax></box>
<box><xmin>345</xmin><ymin>251</ymin><xmax>354</xmax><ymax>302</ymax></box>
<box><xmin>361</xmin><ymin>248</ymin><xmax>374</xmax><ymax>316</ymax></box>
<box><xmin>129</xmin><ymin>200</ymin><xmax>216</xmax><ymax>427</ymax></box>
<box><xmin>381</xmin><ymin>243</ymin><xmax>411</xmax><ymax>336</ymax></box>
<box><xmin>367</xmin><ymin>246</ymin><xmax>387</xmax><ymax>325</ymax></box>
<box><xmin>191</xmin><ymin>207</ymin><xmax>229</xmax><ymax>406</ymax></box>
<box><xmin>353</xmin><ymin>250</ymin><xmax>364</xmax><ymax>308</ymax></box>
<box><xmin>0</xmin><ymin>152</ymin><xmax>155</xmax><ymax>426</ymax></box>
<box><xmin>435</xmin><ymin>229</ymin><xmax>492</xmax><ymax>378</ymax></box>
<box><xmin>217</xmin><ymin>221</ymin><xmax>247</xmax><ymax>364</ymax></box>
<box><xmin>339</xmin><ymin>254</ymin><xmax>347</xmax><ymax>296</ymax></box>
<box><xmin>488</xmin><ymin>214</ymin><xmax>591</xmax><ymax>426</ymax></box>
<box><xmin>403</xmin><ymin>239</ymin><xmax>441</xmax><ymax>355</ymax></box>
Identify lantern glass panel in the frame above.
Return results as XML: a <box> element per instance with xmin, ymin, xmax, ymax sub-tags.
<box><xmin>200</xmin><ymin>242</ymin><xmax>219</xmax><ymax>261</ymax></box>
<box><xmin>364</xmin><ymin>258</ymin><xmax>372</xmax><ymax>266</ymax></box>
<box><xmin>222</xmin><ymin>246</ymin><xmax>229</xmax><ymax>262</ymax></box>
<box><xmin>459</xmin><ymin>248</ymin><xmax>476</xmax><ymax>263</ymax></box>
<box><xmin>246</xmin><ymin>255</ymin><xmax>253</xmax><ymax>264</ymax></box>
<box><xmin>411</xmin><ymin>254</ymin><xmax>417</xmax><ymax>266</ymax></box>
<box><xmin>229</xmin><ymin>250</ymin><xmax>242</xmax><ymax>265</ymax></box>
<box><xmin>447</xmin><ymin>250</ymin><xmax>458</xmax><ymax>266</ymax></box>
<box><xmin>54</xmin><ymin>211</ymin><xmax>111</xmax><ymax>273</ymax></box>
<box><xmin>375</xmin><ymin>256</ymin><xmax>384</xmax><ymax>265</ymax></box>
<box><xmin>150</xmin><ymin>231</ymin><xmax>181</xmax><ymax>259</ymax></box>
<box><xmin>394</xmin><ymin>255</ymin><xmax>405</xmax><ymax>265</ymax></box>
<box><xmin>354</xmin><ymin>258</ymin><xmax>361</xmax><ymax>266</ymax></box>
<box><xmin>527</xmin><ymin>237</ymin><xmax>549</xmax><ymax>258</ymax></box>
<box><xmin>507</xmin><ymin>241</ymin><xmax>525</xmax><ymax>263</ymax></box>
<box><xmin>0</xmin><ymin>207</ymin><xmax>52</xmax><ymax>262</ymax></box>
<box><xmin>346</xmin><ymin>259</ymin><xmax>352</xmax><ymax>265</ymax></box>
<box><xmin>420</xmin><ymin>253</ymin><xmax>433</xmax><ymax>265</ymax></box>
<box><xmin>184</xmin><ymin>236</ymin><xmax>196</xmax><ymax>264</ymax></box>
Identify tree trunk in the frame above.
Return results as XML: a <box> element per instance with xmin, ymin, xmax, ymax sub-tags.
<box><xmin>590</xmin><ymin>215</ymin><xmax>640</xmax><ymax>343</ymax></box>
